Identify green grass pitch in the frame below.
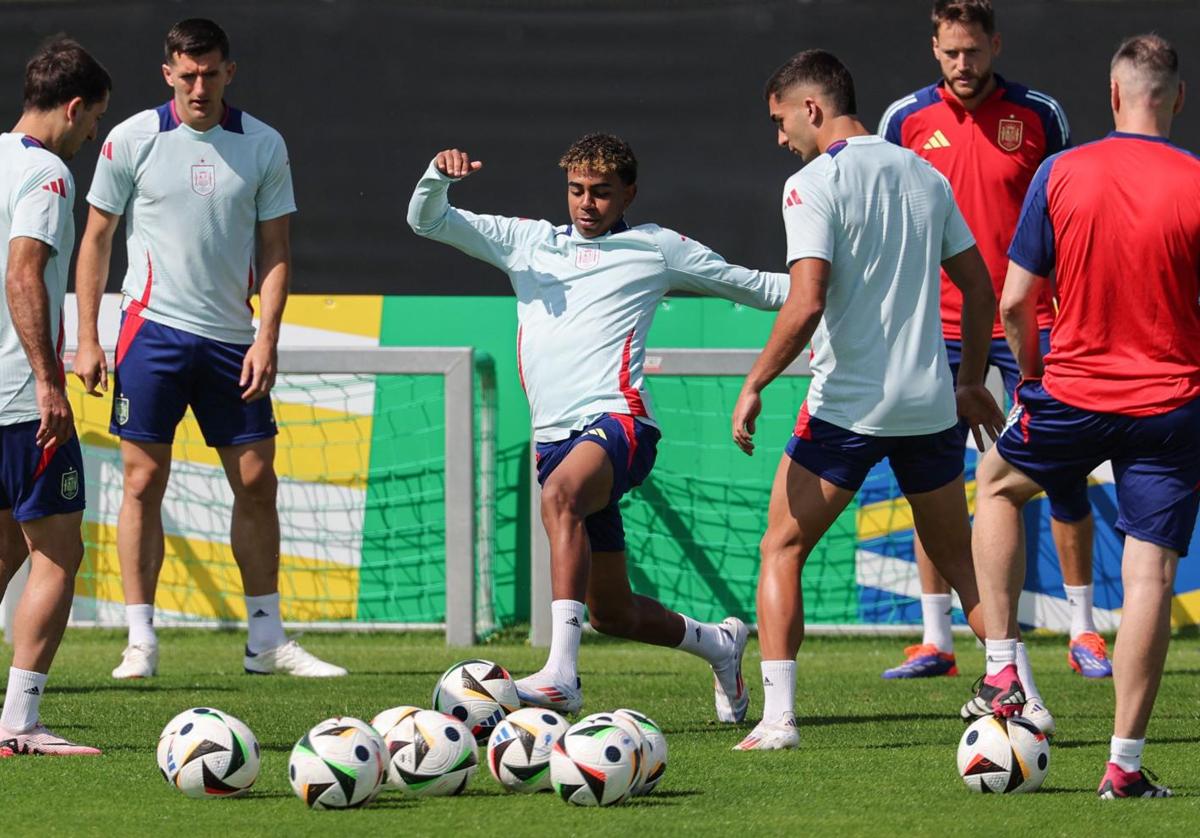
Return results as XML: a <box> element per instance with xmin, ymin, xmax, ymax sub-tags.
<box><xmin>3</xmin><ymin>630</ymin><xmax>1199</xmax><ymax>836</ymax></box>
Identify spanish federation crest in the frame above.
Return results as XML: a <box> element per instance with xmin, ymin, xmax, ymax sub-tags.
<box><xmin>575</xmin><ymin>244</ymin><xmax>599</xmax><ymax>269</ymax></box>
<box><xmin>191</xmin><ymin>163</ymin><xmax>216</xmax><ymax>196</ymax></box>
<box><xmin>115</xmin><ymin>395</ymin><xmax>130</xmax><ymax>426</ymax></box>
<box><xmin>60</xmin><ymin>468</ymin><xmax>79</xmax><ymax>501</ymax></box>
<box><xmin>997</xmin><ymin>119</ymin><xmax>1024</xmax><ymax>152</ymax></box>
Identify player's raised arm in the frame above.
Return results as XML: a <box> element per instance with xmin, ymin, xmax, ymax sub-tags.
<box><xmin>657</xmin><ymin>230</ymin><xmax>790</xmax><ymax>310</ymax></box>
<box><xmin>407</xmin><ymin>148</ymin><xmax>547</xmax><ymax>273</ymax></box>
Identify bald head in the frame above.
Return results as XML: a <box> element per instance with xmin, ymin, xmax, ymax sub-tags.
<box><xmin>1111</xmin><ymin>34</ymin><xmax>1180</xmax><ymax>109</ymax></box>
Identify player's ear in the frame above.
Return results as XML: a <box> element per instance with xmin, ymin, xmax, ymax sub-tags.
<box><xmin>1174</xmin><ymin>80</ymin><xmax>1185</xmax><ymax>116</ymax></box>
<box><xmin>161</xmin><ymin>63</ymin><xmax>173</xmax><ymax>88</ymax></box>
<box><xmin>623</xmin><ymin>182</ymin><xmax>637</xmax><ymax>208</ymax></box>
<box><xmin>930</xmin><ymin>35</ymin><xmax>939</xmax><ymax>61</ymax></box>
<box><xmin>64</xmin><ymin>96</ymin><xmax>83</xmax><ymax>125</ymax></box>
<box><xmin>1109</xmin><ymin>78</ymin><xmax>1121</xmax><ymax>115</ymax></box>
<box><xmin>991</xmin><ymin>33</ymin><xmax>1002</xmax><ymax>58</ymax></box>
<box><xmin>225</xmin><ymin>61</ymin><xmax>237</xmax><ymax>85</ymax></box>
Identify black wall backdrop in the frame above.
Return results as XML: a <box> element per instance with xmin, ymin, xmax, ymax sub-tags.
<box><xmin>2</xmin><ymin>0</ymin><xmax>1196</xmax><ymax>294</ymax></box>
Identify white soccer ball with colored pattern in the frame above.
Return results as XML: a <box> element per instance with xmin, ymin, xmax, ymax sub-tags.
<box><xmin>486</xmin><ymin>707</ymin><xmax>569</xmax><ymax>793</ymax></box>
<box><xmin>157</xmin><ymin>707</ymin><xmax>260</xmax><ymax>798</ymax></box>
<box><xmin>288</xmin><ymin>717</ymin><xmax>387</xmax><ymax>809</ymax></box>
<box><xmin>432</xmin><ymin>659</ymin><xmax>519</xmax><ymax>744</ymax></box>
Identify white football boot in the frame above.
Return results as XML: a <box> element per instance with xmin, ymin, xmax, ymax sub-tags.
<box><xmin>244</xmin><ymin>639</ymin><xmax>347</xmax><ymax>677</ymax></box>
<box><xmin>0</xmin><ymin>722</ymin><xmax>102</xmax><ymax>756</ymax></box>
<box><xmin>111</xmin><ymin>643</ymin><xmax>158</xmax><ymax>679</ymax></box>
<box><xmin>1021</xmin><ymin>697</ymin><xmax>1056</xmax><ymax>736</ymax></box>
<box><xmin>514</xmin><ymin>671</ymin><xmax>584</xmax><ymax>715</ymax></box>
<box><xmin>733</xmin><ymin>713</ymin><xmax>800</xmax><ymax>751</ymax></box>
<box><xmin>712</xmin><ymin>617</ymin><xmax>750</xmax><ymax>723</ymax></box>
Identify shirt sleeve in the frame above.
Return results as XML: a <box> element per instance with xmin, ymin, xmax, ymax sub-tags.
<box><xmin>87</xmin><ymin>127</ymin><xmax>135</xmax><ymax>215</ymax></box>
<box><xmin>257</xmin><ymin>134</ymin><xmax>297</xmax><ymax>221</ymax></box>
<box><xmin>939</xmin><ymin>175</ymin><xmax>976</xmax><ymax>260</ymax></box>
<box><xmin>1038</xmin><ymin>94</ymin><xmax>1071</xmax><ymax>156</ymax></box>
<box><xmin>1007</xmin><ymin>157</ymin><xmax>1056</xmax><ymax>277</ymax></box>
<box><xmin>657</xmin><ymin>230</ymin><xmax>789</xmax><ymax>310</ymax></box>
<box><xmin>877</xmin><ymin>100</ymin><xmax>906</xmax><ymax>145</ymax></box>
<box><xmin>783</xmin><ymin>172</ymin><xmax>837</xmax><ymax>266</ymax></box>
<box><xmin>406</xmin><ymin>159</ymin><xmax>548</xmax><ymax>272</ymax></box>
<box><xmin>10</xmin><ymin>163</ymin><xmax>70</xmax><ymax>254</ymax></box>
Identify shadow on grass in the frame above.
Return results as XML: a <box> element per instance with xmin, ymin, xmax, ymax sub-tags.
<box><xmin>49</xmin><ymin>684</ymin><xmax>236</xmax><ymax>694</ymax></box>
<box><xmin>1050</xmin><ymin>736</ymin><xmax>1200</xmax><ymax>749</ymax></box>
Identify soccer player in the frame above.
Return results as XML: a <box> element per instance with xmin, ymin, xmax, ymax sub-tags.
<box><xmin>878</xmin><ymin>0</ymin><xmax>1107</xmax><ymax>688</ymax></box>
<box><xmin>0</xmin><ymin>37</ymin><xmax>109</xmax><ymax>756</ymax></box>
<box><xmin>731</xmin><ymin>50</ymin><xmax>1005</xmax><ymax>750</ymax></box>
<box><xmin>73</xmin><ymin>19</ymin><xmax>345</xmax><ymax>678</ymax></box>
<box><xmin>966</xmin><ymin>34</ymin><xmax>1200</xmax><ymax>799</ymax></box>
<box><xmin>408</xmin><ymin>134</ymin><xmax>789</xmax><ymax>720</ymax></box>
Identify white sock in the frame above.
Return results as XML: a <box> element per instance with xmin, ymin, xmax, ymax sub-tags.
<box><xmin>985</xmin><ymin>638</ymin><xmax>1017</xmax><ymax>677</ymax></box>
<box><xmin>1</xmin><ymin>667</ymin><xmax>47</xmax><ymax>733</ymax></box>
<box><xmin>760</xmin><ymin>660</ymin><xmax>796</xmax><ymax>723</ymax></box>
<box><xmin>543</xmin><ymin>599</ymin><xmax>585</xmax><ymax>682</ymax></box>
<box><xmin>1110</xmin><ymin>736</ymin><xmax>1145</xmax><ymax>773</ymax></box>
<box><xmin>1064</xmin><ymin>584</ymin><xmax>1097</xmax><ymax>638</ymax></box>
<box><xmin>245</xmin><ymin>592</ymin><xmax>288</xmax><ymax>654</ymax></box>
<box><xmin>920</xmin><ymin>593</ymin><xmax>954</xmax><ymax>653</ymax></box>
<box><xmin>1015</xmin><ymin>641</ymin><xmax>1041</xmax><ymax>701</ymax></box>
<box><xmin>676</xmin><ymin>614</ymin><xmax>733</xmax><ymax>667</ymax></box>
<box><xmin>126</xmin><ymin>603</ymin><xmax>156</xmax><ymax>648</ymax></box>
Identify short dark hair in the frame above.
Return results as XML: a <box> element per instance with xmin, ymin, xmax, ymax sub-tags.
<box><xmin>763</xmin><ymin>50</ymin><xmax>857</xmax><ymax>116</ymax></box>
<box><xmin>931</xmin><ymin>0</ymin><xmax>995</xmax><ymax>36</ymax></box>
<box><xmin>164</xmin><ymin>18</ymin><xmax>230</xmax><ymax>62</ymax></box>
<box><xmin>1111</xmin><ymin>33</ymin><xmax>1179</xmax><ymax>80</ymax></box>
<box><xmin>23</xmin><ymin>36</ymin><xmax>111</xmax><ymax>112</ymax></box>
<box><xmin>558</xmin><ymin>133</ymin><xmax>638</xmax><ymax>185</ymax></box>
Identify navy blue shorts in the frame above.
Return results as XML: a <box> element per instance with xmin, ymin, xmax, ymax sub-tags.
<box><xmin>945</xmin><ymin>330</ymin><xmax>1089</xmax><ymax>521</ymax></box>
<box><xmin>111</xmin><ymin>312</ymin><xmax>276</xmax><ymax>447</ymax></box>
<box><xmin>785</xmin><ymin>405</ymin><xmax>964</xmax><ymax>495</ymax></box>
<box><xmin>0</xmin><ymin>420</ymin><xmax>85</xmax><ymax>522</ymax></box>
<box><xmin>997</xmin><ymin>382</ymin><xmax>1200</xmax><ymax>555</ymax></box>
<box><xmin>535</xmin><ymin>414</ymin><xmax>660</xmax><ymax>552</ymax></box>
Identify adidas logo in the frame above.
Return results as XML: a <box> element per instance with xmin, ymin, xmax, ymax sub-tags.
<box><xmin>784</xmin><ymin>187</ymin><xmax>803</xmax><ymax>208</ymax></box>
<box><xmin>251</xmin><ymin>609</ymin><xmax>270</xmax><ymax>618</ymax></box>
<box><xmin>584</xmin><ymin>428</ymin><xmax>608</xmax><ymax>441</ymax></box>
<box><xmin>23</xmin><ymin>686</ymin><xmax>40</xmax><ymax>696</ymax></box>
<box><xmin>763</xmin><ymin>676</ymin><xmax>774</xmax><ymax>686</ymax></box>
<box><xmin>565</xmin><ymin>616</ymin><xmax>581</xmax><ymax>627</ymax></box>
<box><xmin>101</xmin><ymin>141</ymin><xmax>113</xmax><ymax>160</ymax></box>
<box><xmin>41</xmin><ymin>177</ymin><xmax>68</xmax><ymax>198</ymax></box>
<box><xmin>694</xmin><ymin>626</ymin><xmax>702</xmax><ymax>642</ymax></box>
<box><xmin>923</xmin><ymin>129</ymin><xmax>951</xmax><ymax>150</ymax></box>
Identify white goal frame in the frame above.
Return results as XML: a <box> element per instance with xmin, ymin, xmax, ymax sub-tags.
<box><xmin>1</xmin><ymin>346</ymin><xmax>492</xmax><ymax>647</ymax></box>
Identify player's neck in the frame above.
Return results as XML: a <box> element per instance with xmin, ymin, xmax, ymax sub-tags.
<box><xmin>11</xmin><ymin>112</ymin><xmax>64</xmax><ymax>157</ymax></box>
<box><xmin>946</xmin><ymin>74</ymin><xmax>997</xmax><ymax>112</ymax></box>
<box><xmin>818</xmin><ymin>115</ymin><xmax>870</xmax><ymax>153</ymax></box>
<box><xmin>1113</xmin><ymin>111</ymin><xmax>1173</xmax><ymax>140</ymax></box>
<box><xmin>174</xmin><ymin>96</ymin><xmax>226</xmax><ymax>133</ymax></box>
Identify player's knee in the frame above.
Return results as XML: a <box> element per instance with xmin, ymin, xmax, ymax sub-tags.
<box><xmin>233</xmin><ymin>467</ymin><xmax>278</xmax><ymax>505</ymax></box>
<box><xmin>123</xmin><ymin>461</ymin><xmax>169</xmax><ymax>504</ymax></box>
<box><xmin>760</xmin><ymin>530</ymin><xmax>805</xmax><ymax>568</ymax></box>
<box><xmin>540</xmin><ymin>480</ymin><xmax>585</xmax><ymax>523</ymax></box>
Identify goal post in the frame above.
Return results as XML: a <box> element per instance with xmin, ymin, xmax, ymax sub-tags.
<box><xmin>0</xmin><ymin>346</ymin><xmax>497</xmax><ymax>647</ymax></box>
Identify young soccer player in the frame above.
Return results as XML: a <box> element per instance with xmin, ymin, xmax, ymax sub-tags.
<box><xmin>732</xmin><ymin>50</ymin><xmax>1005</xmax><ymax>750</ymax></box>
<box><xmin>0</xmin><ymin>38</ymin><xmax>109</xmax><ymax>756</ymax></box>
<box><xmin>879</xmin><ymin>0</ymin><xmax>1104</xmax><ymax>696</ymax></box>
<box><xmin>73</xmin><ymin>18</ymin><xmax>344</xmax><ymax>678</ymax></box>
<box><xmin>966</xmin><ymin>34</ymin><xmax>1200</xmax><ymax>798</ymax></box>
<box><xmin>408</xmin><ymin>134</ymin><xmax>789</xmax><ymax>720</ymax></box>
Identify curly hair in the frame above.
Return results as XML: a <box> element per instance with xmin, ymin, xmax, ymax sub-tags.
<box><xmin>558</xmin><ymin>133</ymin><xmax>638</xmax><ymax>185</ymax></box>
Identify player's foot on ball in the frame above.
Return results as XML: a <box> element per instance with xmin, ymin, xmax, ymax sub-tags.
<box><xmin>111</xmin><ymin>642</ymin><xmax>158</xmax><ymax>680</ymax></box>
<box><xmin>1068</xmin><ymin>631</ymin><xmax>1113</xmax><ymax>678</ymax></box>
<box><xmin>1097</xmin><ymin>763</ymin><xmax>1173</xmax><ymax>799</ymax></box>
<box><xmin>0</xmin><ymin>722</ymin><xmax>102</xmax><ymax>756</ymax></box>
<box><xmin>1021</xmin><ymin>697</ymin><xmax>1056</xmax><ymax>736</ymax></box>
<box><xmin>514</xmin><ymin>671</ymin><xmax>583</xmax><ymax>715</ymax></box>
<box><xmin>732</xmin><ymin>714</ymin><xmax>799</xmax><ymax>751</ymax></box>
<box><xmin>881</xmin><ymin>643</ymin><xmax>958</xmax><ymax>679</ymax></box>
<box><xmin>960</xmin><ymin>664</ymin><xmax>1025</xmax><ymax>721</ymax></box>
<box><xmin>712</xmin><ymin>616</ymin><xmax>749</xmax><ymax>723</ymax></box>
<box><xmin>243</xmin><ymin>639</ymin><xmax>347</xmax><ymax>677</ymax></box>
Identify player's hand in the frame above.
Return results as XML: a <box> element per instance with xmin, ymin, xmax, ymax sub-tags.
<box><xmin>434</xmin><ymin>149</ymin><xmax>483</xmax><ymax>179</ymax></box>
<box><xmin>732</xmin><ymin>386</ymin><xmax>763</xmax><ymax>456</ymax></box>
<box><xmin>955</xmin><ymin>383</ymin><xmax>1005</xmax><ymax>450</ymax></box>
<box><xmin>35</xmin><ymin>379</ymin><xmax>75</xmax><ymax>449</ymax></box>
<box><xmin>240</xmin><ymin>340</ymin><xmax>277</xmax><ymax>403</ymax></box>
<box><xmin>73</xmin><ymin>339</ymin><xmax>108</xmax><ymax>396</ymax></box>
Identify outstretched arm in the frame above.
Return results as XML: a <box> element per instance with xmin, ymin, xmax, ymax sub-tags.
<box><xmin>660</xmin><ymin>232</ymin><xmax>789</xmax><ymax>310</ymax></box>
<box><xmin>407</xmin><ymin>148</ymin><xmax>545</xmax><ymax>272</ymax></box>
<box><xmin>731</xmin><ymin>258</ymin><xmax>827</xmax><ymax>455</ymax></box>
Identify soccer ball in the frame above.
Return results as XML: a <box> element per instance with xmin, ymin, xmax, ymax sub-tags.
<box><xmin>156</xmin><ymin>707</ymin><xmax>260</xmax><ymax>798</ymax></box>
<box><xmin>370</xmin><ymin>705</ymin><xmax>421</xmax><ymax>739</ymax></box>
<box><xmin>487</xmin><ymin>707</ymin><xmax>570</xmax><ymax>793</ymax></box>
<box><xmin>432</xmin><ymin>659</ymin><xmax>519</xmax><ymax>744</ymax></box>
<box><xmin>383</xmin><ymin>709</ymin><xmax>478</xmax><ymax>797</ymax></box>
<box><xmin>573</xmin><ymin>711</ymin><xmax>648</xmax><ymax>794</ymax></box>
<box><xmin>550</xmin><ymin>715</ymin><xmax>641</xmax><ymax>806</ymax></box>
<box><xmin>288</xmin><ymin>717</ymin><xmax>388</xmax><ymax>809</ymax></box>
<box><xmin>958</xmin><ymin>715</ymin><xmax>1050</xmax><ymax>793</ymax></box>
<box><xmin>614</xmin><ymin>708</ymin><xmax>668</xmax><ymax>794</ymax></box>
